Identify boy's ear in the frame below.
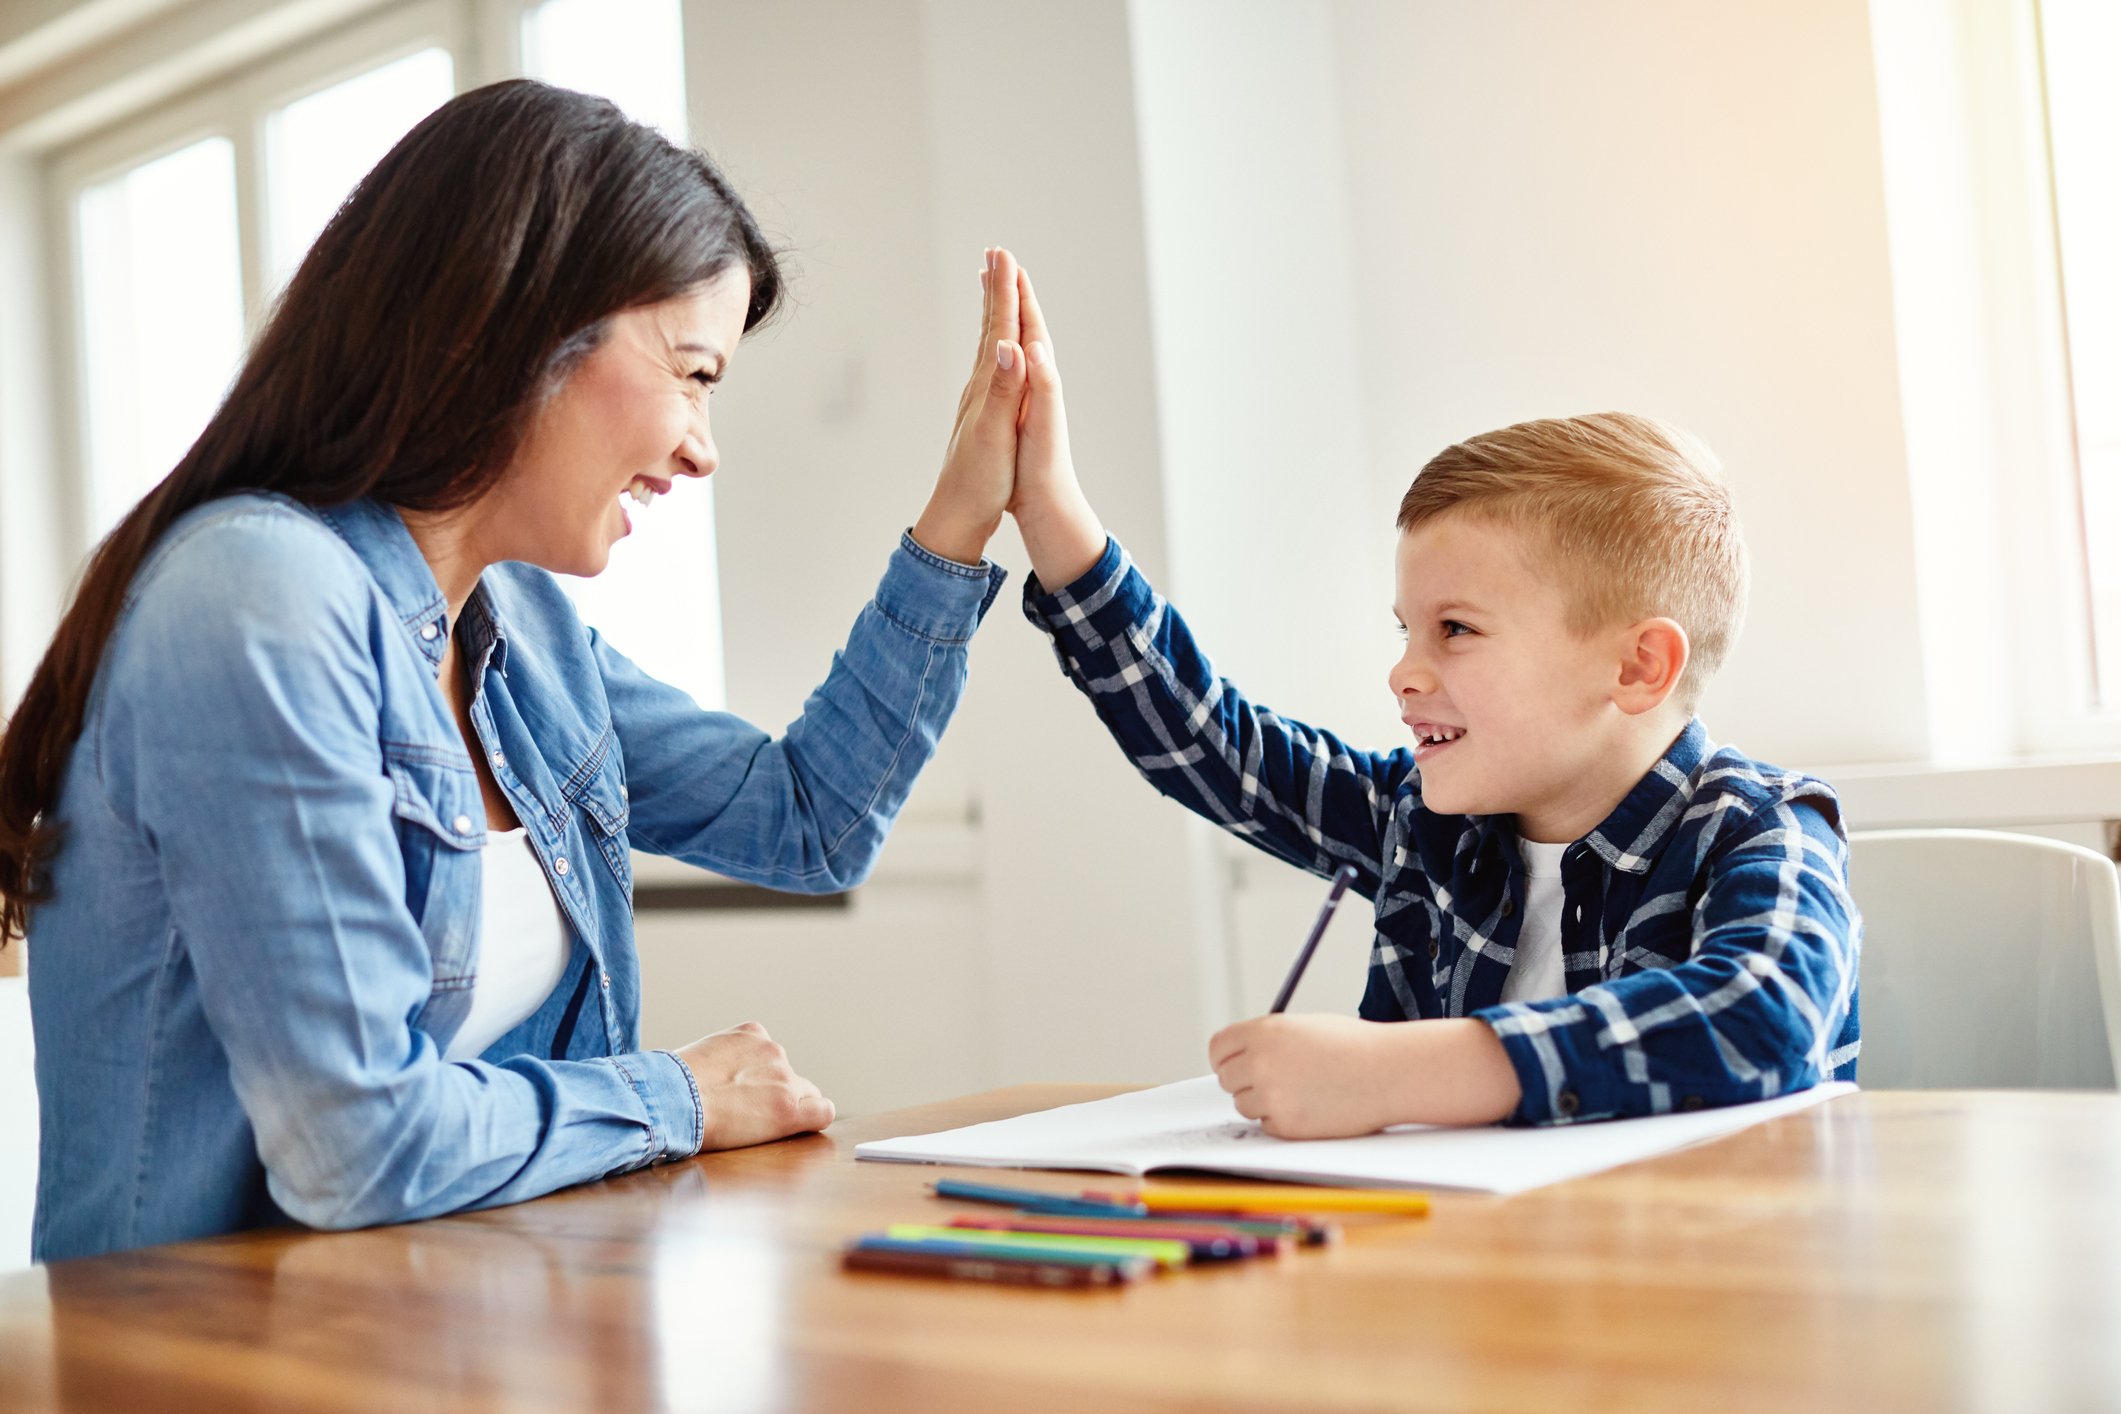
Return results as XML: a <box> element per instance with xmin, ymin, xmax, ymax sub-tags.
<box><xmin>1613</xmin><ymin>617</ymin><xmax>1690</xmax><ymax>716</ymax></box>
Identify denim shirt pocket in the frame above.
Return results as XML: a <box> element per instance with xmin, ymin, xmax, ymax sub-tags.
<box><xmin>568</xmin><ymin>746</ymin><xmax>632</xmax><ymax>899</ymax></box>
<box><xmin>382</xmin><ymin>749</ymin><xmax>486</xmax><ymax>1041</ymax></box>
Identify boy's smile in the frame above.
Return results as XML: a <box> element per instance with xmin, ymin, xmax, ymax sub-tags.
<box><xmin>1389</xmin><ymin>512</ymin><xmax>1688</xmax><ymax>843</ymax></box>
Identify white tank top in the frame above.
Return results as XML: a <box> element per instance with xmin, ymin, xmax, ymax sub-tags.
<box><xmin>443</xmin><ymin>827</ymin><xmax>571</xmax><ymax>1062</ymax></box>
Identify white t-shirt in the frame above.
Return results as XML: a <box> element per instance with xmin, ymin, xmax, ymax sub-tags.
<box><xmin>1500</xmin><ymin>837</ymin><xmax>1572</xmax><ymax>1004</ymax></box>
<box><xmin>443</xmin><ymin>826</ymin><xmax>571</xmax><ymax>1063</ymax></box>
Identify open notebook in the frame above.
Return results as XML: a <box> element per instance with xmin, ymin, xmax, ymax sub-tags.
<box><xmin>855</xmin><ymin>1075</ymin><xmax>1857</xmax><ymax>1196</ymax></box>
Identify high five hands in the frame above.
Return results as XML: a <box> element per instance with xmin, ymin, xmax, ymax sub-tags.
<box><xmin>913</xmin><ymin>248</ymin><xmax>1107</xmax><ymax>588</ymax></box>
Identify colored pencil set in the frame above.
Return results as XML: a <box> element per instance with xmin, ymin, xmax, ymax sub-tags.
<box><xmin>839</xmin><ymin>1178</ymin><xmax>1430</xmax><ymax>1288</ymax></box>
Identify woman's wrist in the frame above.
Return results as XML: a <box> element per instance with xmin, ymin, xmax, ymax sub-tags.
<box><xmin>909</xmin><ymin>502</ymin><xmax>1001</xmax><ymax>567</ymax></box>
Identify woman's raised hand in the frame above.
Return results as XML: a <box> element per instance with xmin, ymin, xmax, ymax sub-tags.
<box><xmin>910</xmin><ymin>247</ymin><xmax>1032</xmax><ymax>566</ymax></box>
<box><xmin>1010</xmin><ymin>267</ymin><xmax>1107</xmax><ymax>589</ymax></box>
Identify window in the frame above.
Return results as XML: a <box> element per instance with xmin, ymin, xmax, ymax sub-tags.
<box><xmin>2040</xmin><ymin>0</ymin><xmax>2121</xmax><ymax>705</ymax></box>
<box><xmin>1870</xmin><ymin>0</ymin><xmax>2121</xmax><ymax>760</ymax></box>
<box><xmin>76</xmin><ymin>138</ymin><xmax>244</xmax><ymax>541</ymax></box>
<box><xmin>265</xmin><ymin>48</ymin><xmax>454</xmax><ymax>296</ymax></box>
<box><xmin>56</xmin><ymin>3</ymin><xmax>467</xmax><ymax>558</ymax></box>
<box><xmin>521</xmin><ymin>0</ymin><xmax>687</xmax><ymax>141</ymax></box>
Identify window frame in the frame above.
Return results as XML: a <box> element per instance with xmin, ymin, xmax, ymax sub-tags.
<box><xmin>44</xmin><ymin>0</ymin><xmax>473</xmax><ymax>564</ymax></box>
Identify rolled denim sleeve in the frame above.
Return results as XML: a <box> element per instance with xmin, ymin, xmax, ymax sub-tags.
<box><xmin>1477</xmin><ymin>794</ymin><xmax>1860</xmax><ymax>1123</ymax></box>
<box><xmin>608</xmin><ymin>531</ymin><xmax>1004</xmax><ymax>891</ymax></box>
<box><xmin>108</xmin><ymin>512</ymin><xmax>703</xmax><ymax>1229</ymax></box>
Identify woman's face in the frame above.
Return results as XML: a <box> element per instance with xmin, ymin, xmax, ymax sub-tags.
<box><xmin>484</xmin><ymin>269</ymin><xmax>753</xmax><ymax>578</ymax></box>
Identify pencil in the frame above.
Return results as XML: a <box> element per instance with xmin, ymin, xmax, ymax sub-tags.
<box><xmin>1270</xmin><ymin>864</ymin><xmax>1360</xmax><ymax>1012</ymax></box>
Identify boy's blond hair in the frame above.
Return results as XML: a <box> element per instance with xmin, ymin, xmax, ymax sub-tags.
<box><xmin>1397</xmin><ymin>413</ymin><xmax>1747</xmax><ymax>710</ymax></box>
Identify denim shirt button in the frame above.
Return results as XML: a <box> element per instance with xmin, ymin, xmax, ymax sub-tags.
<box><xmin>618</xmin><ymin>784</ymin><xmax>628</xmax><ymax>800</ymax></box>
<box><xmin>554</xmin><ymin>857</ymin><xmax>570</xmax><ymax>875</ymax></box>
<box><xmin>452</xmin><ymin>814</ymin><xmax>473</xmax><ymax>834</ymax></box>
<box><xmin>600</xmin><ymin>972</ymin><xmax>611</xmax><ymax>990</ymax></box>
<box><xmin>490</xmin><ymin>750</ymin><xmax>505</xmax><ymax>770</ymax></box>
<box><xmin>419</xmin><ymin>622</ymin><xmax>439</xmax><ymax>641</ymax></box>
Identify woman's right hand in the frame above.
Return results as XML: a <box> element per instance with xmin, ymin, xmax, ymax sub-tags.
<box><xmin>909</xmin><ymin>248</ymin><xmax>1032</xmax><ymax>566</ymax></box>
<box><xmin>672</xmin><ymin>1021</ymin><xmax>835</xmax><ymax>1150</ymax></box>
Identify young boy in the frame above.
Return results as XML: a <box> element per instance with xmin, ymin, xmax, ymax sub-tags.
<box><xmin>1001</xmin><ymin>278</ymin><xmax>1859</xmax><ymax>1135</ymax></box>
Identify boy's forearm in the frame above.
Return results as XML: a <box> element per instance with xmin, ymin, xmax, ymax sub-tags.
<box><xmin>1375</xmin><ymin>1019</ymin><xmax>1523</xmax><ymax>1127</ymax></box>
<box><xmin>1013</xmin><ymin>482</ymin><xmax>1106</xmax><ymax>590</ymax></box>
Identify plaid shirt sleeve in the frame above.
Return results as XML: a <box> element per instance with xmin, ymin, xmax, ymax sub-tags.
<box><xmin>1021</xmin><ymin>537</ymin><xmax>1411</xmax><ymax>890</ymax></box>
<box><xmin>1479</xmin><ymin>789</ymin><xmax>1860</xmax><ymax>1123</ymax></box>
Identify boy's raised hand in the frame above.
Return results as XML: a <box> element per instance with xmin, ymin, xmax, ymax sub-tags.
<box><xmin>1209</xmin><ymin>1014</ymin><xmax>1524</xmax><ymax>1137</ymax></box>
<box><xmin>911</xmin><ymin>248</ymin><xmax>1031</xmax><ymax>566</ymax></box>
<box><xmin>1009</xmin><ymin>267</ymin><xmax>1108</xmax><ymax>589</ymax></box>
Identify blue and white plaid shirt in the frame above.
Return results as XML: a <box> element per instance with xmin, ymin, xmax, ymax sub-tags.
<box><xmin>1024</xmin><ymin>538</ymin><xmax>1861</xmax><ymax>1125</ymax></box>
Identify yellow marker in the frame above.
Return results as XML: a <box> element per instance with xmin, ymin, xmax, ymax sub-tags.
<box><xmin>1132</xmin><ymin>1185</ymin><xmax>1431</xmax><ymax>1217</ymax></box>
<box><xmin>883</xmin><ymin>1225</ymin><xmax>1190</xmax><ymax>1271</ymax></box>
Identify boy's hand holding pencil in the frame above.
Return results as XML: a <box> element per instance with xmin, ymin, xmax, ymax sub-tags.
<box><xmin>1208</xmin><ymin>864</ymin><xmax>1521</xmax><ymax>1138</ymax></box>
<box><xmin>1210</xmin><ymin>1013</ymin><xmax>1521</xmax><ymax>1138</ymax></box>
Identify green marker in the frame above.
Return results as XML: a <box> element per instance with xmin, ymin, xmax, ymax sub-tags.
<box><xmin>884</xmin><ymin>1224</ymin><xmax>1190</xmax><ymax>1271</ymax></box>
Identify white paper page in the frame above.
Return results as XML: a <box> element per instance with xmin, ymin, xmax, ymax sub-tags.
<box><xmin>855</xmin><ymin>1075</ymin><xmax>1858</xmax><ymax>1196</ymax></box>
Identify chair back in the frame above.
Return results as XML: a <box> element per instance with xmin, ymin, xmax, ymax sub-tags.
<box><xmin>0</xmin><ymin>975</ymin><xmax>35</xmax><ymax>1271</ymax></box>
<box><xmin>1849</xmin><ymin>829</ymin><xmax>2121</xmax><ymax>1088</ymax></box>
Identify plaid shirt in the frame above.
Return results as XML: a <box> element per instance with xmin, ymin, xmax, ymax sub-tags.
<box><xmin>1024</xmin><ymin>538</ymin><xmax>1861</xmax><ymax>1125</ymax></box>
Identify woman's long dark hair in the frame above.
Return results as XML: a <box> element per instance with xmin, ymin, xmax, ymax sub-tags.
<box><xmin>0</xmin><ymin>79</ymin><xmax>783</xmax><ymax>943</ymax></box>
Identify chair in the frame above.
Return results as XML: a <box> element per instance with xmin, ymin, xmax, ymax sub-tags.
<box><xmin>0</xmin><ymin>974</ymin><xmax>35</xmax><ymax>1271</ymax></box>
<box><xmin>1848</xmin><ymin>829</ymin><xmax>2121</xmax><ymax>1088</ymax></box>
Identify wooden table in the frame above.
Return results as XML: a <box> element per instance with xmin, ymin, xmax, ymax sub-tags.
<box><xmin>2</xmin><ymin>1086</ymin><xmax>2119</xmax><ymax>1412</ymax></box>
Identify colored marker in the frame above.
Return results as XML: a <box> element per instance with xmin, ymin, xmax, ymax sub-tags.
<box><xmin>1131</xmin><ymin>1184</ymin><xmax>1430</xmax><ymax>1216</ymax></box>
<box><xmin>846</xmin><ymin>1234</ymin><xmax>1155</xmax><ymax>1282</ymax></box>
<box><xmin>1079</xmin><ymin>1195</ymin><xmax>1338</xmax><ymax>1245</ymax></box>
<box><xmin>931</xmin><ymin>1178</ymin><xmax>1150</xmax><ymax>1218</ymax></box>
<box><xmin>1270</xmin><ymin>864</ymin><xmax>1360</xmax><ymax>1012</ymax></box>
<box><xmin>886</xmin><ymin>1224</ymin><xmax>1189</xmax><ymax>1271</ymax></box>
<box><xmin>843</xmin><ymin>1246</ymin><xmax>1132</xmax><ymax>1287</ymax></box>
<box><xmin>947</xmin><ymin>1215</ymin><xmax>1271</xmax><ymax>1260</ymax></box>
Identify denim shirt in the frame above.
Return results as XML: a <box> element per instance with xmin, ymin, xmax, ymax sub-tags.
<box><xmin>29</xmin><ymin>493</ymin><xmax>1003</xmax><ymax>1262</ymax></box>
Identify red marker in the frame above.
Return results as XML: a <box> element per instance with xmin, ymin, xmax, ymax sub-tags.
<box><xmin>947</xmin><ymin>1214</ymin><xmax>1275</xmax><ymax>1260</ymax></box>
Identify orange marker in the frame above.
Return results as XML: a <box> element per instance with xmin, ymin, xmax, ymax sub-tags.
<box><xmin>1119</xmin><ymin>1184</ymin><xmax>1430</xmax><ymax>1217</ymax></box>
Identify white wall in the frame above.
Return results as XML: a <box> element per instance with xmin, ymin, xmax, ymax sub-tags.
<box><xmin>1129</xmin><ymin>0</ymin><xmax>1396</xmax><ymax>750</ymax></box>
<box><xmin>659</xmin><ymin>0</ymin><xmax>1232</xmax><ymax>1111</ymax></box>
<box><xmin>1331</xmin><ymin>0</ymin><xmax>1927</xmax><ymax>771</ymax></box>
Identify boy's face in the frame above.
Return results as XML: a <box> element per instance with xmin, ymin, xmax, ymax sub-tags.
<box><xmin>1389</xmin><ymin>513</ymin><xmax>1644</xmax><ymax>841</ymax></box>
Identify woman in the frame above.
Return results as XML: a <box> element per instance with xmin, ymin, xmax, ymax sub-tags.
<box><xmin>0</xmin><ymin>81</ymin><xmax>1034</xmax><ymax>1262</ymax></box>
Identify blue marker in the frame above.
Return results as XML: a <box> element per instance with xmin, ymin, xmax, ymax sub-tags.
<box><xmin>931</xmin><ymin>1179</ymin><xmax>1150</xmax><ymax>1219</ymax></box>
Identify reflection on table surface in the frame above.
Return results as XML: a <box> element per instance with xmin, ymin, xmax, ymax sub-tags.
<box><xmin>4</xmin><ymin>1085</ymin><xmax>2121</xmax><ymax>1412</ymax></box>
